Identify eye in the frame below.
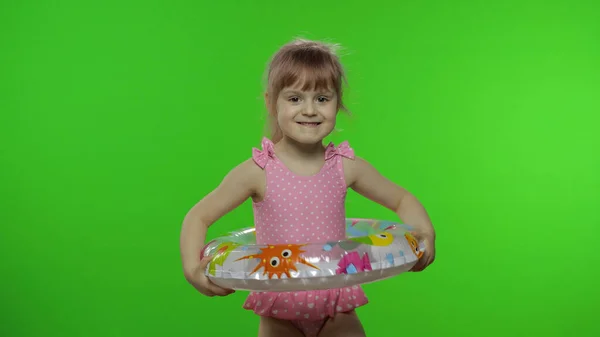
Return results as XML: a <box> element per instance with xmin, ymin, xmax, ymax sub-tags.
<box><xmin>269</xmin><ymin>257</ymin><xmax>280</xmax><ymax>267</ymax></box>
<box><xmin>377</xmin><ymin>234</ymin><xmax>388</xmax><ymax>239</ymax></box>
<box><xmin>288</xmin><ymin>96</ymin><xmax>300</xmax><ymax>103</ymax></box>
<box><xmin>281</xmin><ymin>249</ymin><xmax>292</xmax><ymax>258</ymax></box>
<box><xmin>317</xmin><ymin>96</ymin><xmax>329</xmax><ymax>103</ymax></box>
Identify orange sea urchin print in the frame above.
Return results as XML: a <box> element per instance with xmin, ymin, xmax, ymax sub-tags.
<box><xmin>235</xmin><ymin>244</ymin><xmax>319</xmax><ymax>279</ymax></box>
<box><xmin>405</xmin><ymin>232</ymin><xmax>424</xmax><ymax>259</ymax></box>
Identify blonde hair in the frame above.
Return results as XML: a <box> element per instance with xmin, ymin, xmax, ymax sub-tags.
<box><xmin>264</xmin><ymin>38</ymin><xmax>349</xmax><ymax>143</ymax></box>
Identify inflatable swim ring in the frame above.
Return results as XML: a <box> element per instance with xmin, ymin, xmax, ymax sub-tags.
<box><xmin>200</xmin><ymin>218</ymin><xmax>425</xmax><ymax>292</ymax></box>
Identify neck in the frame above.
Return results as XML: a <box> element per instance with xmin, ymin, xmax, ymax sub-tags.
<box><xmin>276</xmin><ymin>136</ymin><xmax>326</xmax><ymax>159</ymax></box>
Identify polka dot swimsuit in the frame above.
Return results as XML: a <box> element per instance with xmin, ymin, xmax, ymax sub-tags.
<box><xmin>243</xmin><ymin>137</ymin><xmax>369</xmax><ymax>336</ymax></box>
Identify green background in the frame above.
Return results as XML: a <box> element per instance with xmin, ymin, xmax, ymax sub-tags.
<box><xmin>1</xmin><ymin>0</ymin><xmax>599</xmax><ymax>336</ymax></box>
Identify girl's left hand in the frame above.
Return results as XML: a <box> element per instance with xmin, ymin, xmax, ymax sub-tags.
<box><xmin>410</xmin><ymin>231</ymin><xmax>436</xmax><ymax>272</ymax></box>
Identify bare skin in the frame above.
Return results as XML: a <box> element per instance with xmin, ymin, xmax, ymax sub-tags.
<box><xmin>180</xmin><ymin>159</ymin><xmax>263</xmax><ymax>296</ymax></box>
<box><xmin>180</xmin><ymin>153</ymin><xmax>435</xmax><ymax>334</ymax></box>
<box><xmin>180</xmin><ymin>87</ymin><xmax>436</xmax><ymax>335</ymax></box>
<box><xmin>180</xmin><ymin>151</ymin><xmax>435</xmax><ymax>289</ymax></box>
<box><xmin>258</xmin><ymin>316</ymin><xmax>304</xmax><ymax>337</ymax></box>
<box><xmin>319</xmin><ymin>311</ymin><xmax>366</xmax><ymax>337</ymax></box>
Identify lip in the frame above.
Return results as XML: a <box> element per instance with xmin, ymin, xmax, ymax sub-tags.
<box><xmin>296</xmin><ymin>122</ymin><xmax>322</xmax><ymax>127</ymax></box>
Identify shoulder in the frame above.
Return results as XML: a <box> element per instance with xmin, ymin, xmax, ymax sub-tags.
<box><xmin>221</xmin><ymin>158</ymin><xmax>264</xmax><ymax>193</ymax></box>
<box><xmin>342</xmin><ymin>155</ymin><xmax>372</xmax><ymax>186</ymax></box>
<box><xmin>224</xmin><ymin>139</ymin><xmax>269</xmax><ymax>182</ymax></box>
<box><xmin>236</xmin><ymin>157</ymin><xmax>265</xmax><ymax>175</ymax></box>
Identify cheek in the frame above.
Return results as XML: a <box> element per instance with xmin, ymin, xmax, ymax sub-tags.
<box><xmin>277</xmin><ymin>106</ymin><xmax>296</xmax><ymax>118</ymax></box>
<box><xmin>324</xmin><ymin>109</ymin><xmax>338</xmax><ymax>121</ymax></box>
<box><xmin>276</xmin><ymin>108</ymin><xmax>293</xmax><ymax>126</ymax></box>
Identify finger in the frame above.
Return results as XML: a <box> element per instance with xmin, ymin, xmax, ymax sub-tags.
<box><xmin>413</xmin><ymin>261</ymin><xmax>426</xmax><ymax>271</ymax></box>
<box><xmin>205</xmin><ymin>282</ymin><xmax>234</xmax><ymax>296</ymax></box>
<box><xmin>410</xmin><ymin>261</ymin><xmax>424</xmax><ymax>272</ymax></box>
<box><xmin>196</xmin><ymin>257</ymin><xmax>235</xmax><ymax>296</ymax></box>
<box><xmin>196</xmin><ymin>282</ymin><xmax>218</xmax><ymax>297</ymax></box>
<box><xmin>410</xmin><ymin>254</ymin><xmax>428</xmax><ymax>272</ymax></box>
<box><xmin>198</xmin><ymin>256</ymin><xmax>212</xmax><ymax>269</ymax></box>
<box><xmin>410</xmin><ymin>259</ymin><xmax>421</xmax><ymax>271</ymax></box>
<box><xmin>416</xmin><ymin>255</ymin><xmax>434</xmax><ymax>271</ymax></box>
<box><xmin>205</xmin><ymin>275</ymin><xmax>235</xmax><ymax>294</ymax></box>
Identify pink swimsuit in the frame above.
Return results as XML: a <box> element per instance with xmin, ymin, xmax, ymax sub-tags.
<box><xmin>243</xmin><ymin>137</ymin><xmax>369</xmax><ymax>336</ymax></box>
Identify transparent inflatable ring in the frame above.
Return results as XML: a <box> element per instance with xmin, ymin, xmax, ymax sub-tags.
<box><xmin>200</xmin><ymin>218</ymin><xmax>425</xmax><ymax>292</ymax></box>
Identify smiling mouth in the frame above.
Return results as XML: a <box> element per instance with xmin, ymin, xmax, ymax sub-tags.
<box><xmin>297</xmin><ymin>122</ymin><xmax>321</xmax><ymax>127</ymax></box>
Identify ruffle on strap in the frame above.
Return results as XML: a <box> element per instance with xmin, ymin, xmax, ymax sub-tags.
<box><xmin>252</xmin><ymin>137</ymin><xmax>275</xmax><ymax>169</ymax></box>
<box><xmin>325</xmin><ymin>141</ymin><xmax>355</xmax><ymax>161</ymax></box>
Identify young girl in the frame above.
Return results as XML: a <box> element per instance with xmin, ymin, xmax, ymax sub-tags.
<box><xmin>180</xmin><ymin>39</ymin><xmax>436</xmax><ymax>337</ymax></box>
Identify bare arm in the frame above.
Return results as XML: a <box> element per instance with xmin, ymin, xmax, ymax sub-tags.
<box><xmin>344</xmin><ymin>156</ymin><xmax>435</xmax><ymax>271</ymax></box>
<box><xmin>180</xmin><ymin>158</ymin><xmax>263</xmax><ymax>278</ymax></box>
<box><xmin>344</xmin><ymin>157</ymin><xmax>435</xmax><ymax>237</ymax></box>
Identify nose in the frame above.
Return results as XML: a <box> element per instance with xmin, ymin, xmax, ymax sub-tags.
<box><xmin>303</xmin><ymin>102</ymin><xmax>317</xmax><ymax>116</ymax></box>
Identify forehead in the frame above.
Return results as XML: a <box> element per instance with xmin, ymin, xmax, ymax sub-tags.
<box><xmin>278</xmin><ymin>65</ymin><xmax>336</xmax><ymax>91</ymax></box>
<box><xmin>281</xmin><ymin>76</ymin><xmax>335</xmax><ymax>94</ymax></box>
<box><xmin>280</xmin><ymin>85</ymin><xmax>334</xmax><ymax>95</ymax></box>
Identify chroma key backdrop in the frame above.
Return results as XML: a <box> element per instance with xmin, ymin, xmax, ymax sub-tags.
<box><xmin>1</xmin><ymin>1</ymin><xmax>598</xmax><ymax>336</ymax></box>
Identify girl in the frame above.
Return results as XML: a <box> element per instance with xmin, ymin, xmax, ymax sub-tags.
<box><xmin>180</xmin><ymin>39</ymin><xmax>436</xmax><ymax>337</ymax></box>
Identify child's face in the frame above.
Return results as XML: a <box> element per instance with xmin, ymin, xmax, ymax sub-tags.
<box><xmin>274</xmin><ymin>85</ymin><xmax>338</xmax><ymax>145</ymax></box>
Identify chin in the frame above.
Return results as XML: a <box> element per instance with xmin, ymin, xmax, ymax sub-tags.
<box><xmin>290</xmin><ymin>131</ymin><xmax>333</xmax><ymax>145</ymax></box>
<box><xmin>282</xmin><ymin>133</ymin><xmax>314</xmax><ymax>144</ymax></box>
<box><xmin>296</xmin><ymin>137</ymin><xmax>324</xmax><ymax>145</ymax></box>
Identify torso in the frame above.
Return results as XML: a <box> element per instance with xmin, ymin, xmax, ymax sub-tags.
<box><xmin>250</xmin><ymin>152</ymin><xmax>356</xmax><ymax>204</ymax></box>
<box><xmin>249</xmin><ymin>137</ymin><xmax>356</xmax><ymax>245</ymax></box>
<box><xmin>241</xmin><ymin>138</ymin><xmax>371</xmax><ymax>319</ymax></box>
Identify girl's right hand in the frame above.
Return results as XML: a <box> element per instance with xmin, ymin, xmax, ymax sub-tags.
<box><xmin>186</xmin><ymin>256</ymin><xmax>236</xmax><ymax>297</ymax></box>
